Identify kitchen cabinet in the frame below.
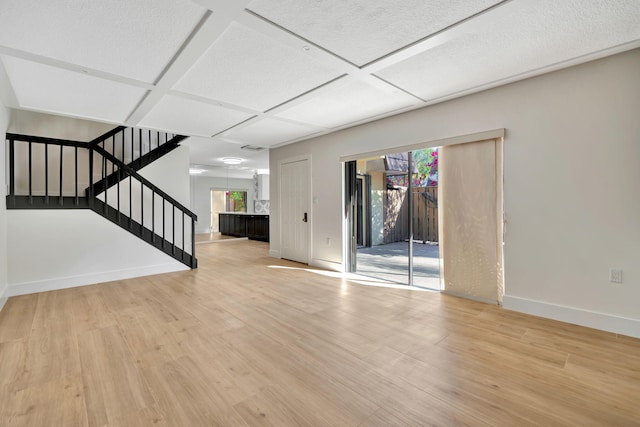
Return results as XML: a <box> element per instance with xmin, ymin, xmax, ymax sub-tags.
<box><xmin>219</xmin><ymin>213</ymin><xmax>269</xmax><ymax>242</ymax></box>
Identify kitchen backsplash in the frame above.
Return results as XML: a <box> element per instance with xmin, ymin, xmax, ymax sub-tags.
<box><xmin>254</xmin><ymin>200</ymin><xmax>270</xmax><ymax>214</ymax></box>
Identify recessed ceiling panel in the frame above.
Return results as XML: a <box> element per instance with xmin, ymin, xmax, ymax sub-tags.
<box><xmin>0</xmin><ymin>0</ymin><xmax>205</xmax><ymax>83</ymax></box>
<box><xmin>173</xmin><ymin>22</ymin><xmax>343</xmax><ymax>111</ymax></box>
<box><xmin>276</xmin><ymin>80</ymin><xmax>418</xmax><ymax>129</ymax></box>
<box><xmin>224</xmin><ymin>118</ymin><xmax>320</xmax><ymax>146</ymax></box>
<box><xmin>247</xmin><ymin>0</ymin><xmax>501</xmax><ymax>66</ymax></box>
<box><xmin>376</xmin><ymin>0</ymin><xmax>640</xmax><ymax>102</ymax></box>
<box><xmin>138</xmin><ymin>95</ymin><xmax>254</xmax><ymax>137</ymax></box>
<box><xmin>2</xmin><ymin>56</ymin><xmax>146</xmax><ymax>123</ymax></box>
<box><xmin>183</xmin><ymin>137</ymin><xmax>269</xmax><ymax>170</ymax></box>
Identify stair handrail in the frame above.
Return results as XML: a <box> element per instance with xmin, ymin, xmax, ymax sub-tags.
<box><xmin>6</xmin><ymin>131</ymin><xmax>197</xmax><ymax>267</ymax></box>
<box><xmin>89</xmin><ymin>125</ymin><xmax>127</xmax><ymax>145</ymax></box>
<box><xmin>6</xmin><ymin>132</ymin><xmax>87</xmax><ymax>146</ymax></box>
<box><xmin>6</xmin><ymin>133</ymin><xmax>196</xmax><ymax>219</ymax></box>
<box><xmin>91</xmin><ymin>144</ymin><xmax>196</xmax><ymax>220</ymax></box>
<box><xmin>89</xmin><ymin>126</ymin><xmax>180</xmax><ymax>167</ymax></box>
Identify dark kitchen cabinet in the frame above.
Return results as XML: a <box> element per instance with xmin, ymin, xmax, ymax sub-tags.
<box><xmin>219</xmin><ymin>214</ymin><xmax>269</xmax><ymax>242</ymax></box>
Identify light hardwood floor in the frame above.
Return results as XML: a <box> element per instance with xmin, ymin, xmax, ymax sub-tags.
<box><xmin>194</xmin><ymin>232</ymin><xmax>241</xmax><ymax>243</ymax></box>
<box><xmin>1</xmin><ymin>240</ymin><xmax>639</xmax><ymax>426</ymax></box>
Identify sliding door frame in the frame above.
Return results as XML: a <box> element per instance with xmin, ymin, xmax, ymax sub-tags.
<box><xmin>341</xmin><ymin>128</ymin><xmax>505</xmax><ymax>287</ymax></box>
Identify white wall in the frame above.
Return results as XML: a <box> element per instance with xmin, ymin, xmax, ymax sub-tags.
<box><xmin>0</xmin><ymin>101</ymin><xmax>9</xmax><ymax>308</ymax></box>
<box><xmin>139</xmin><ymin>145</ymin><xmax>190</xmax><ymax>207</ymax></box>
<box><xmin>8</xmin><ymin>109</ymin><xmax>113</xmax><ymax>141</ymax></box>
<box><xmin>8</xmin><ymin>110</ymin><xmax>184</xmax><ymax>198</ymax></box>
<box><xmin>11</xmin><ymin>142</ymin><xmax>92</xmax><ymax>196</ymax></box>
<box><xmin>7</xmin><ymin>210</ymin><xmax>187</xmax><ymax>296</ymax></box>
<box><xmin>370</xmin><ymin>171</ymin><xmax>385</xmax><ymax>246</ymax></box>
<box><xmin>270</xmin><ymin>48</ymin><xmax>640</xmax><ymax>337</ymax></box>
<box><xmin>99</xmin><ymin>145</ymin><xmax>192</xmax><ymax>251</ymax></box>
<box><xmin>6</xmin><ymin>131</ymin><xmax>193</xmax><ymax>295</ymax></box>
<box><xmin>354</xmin><ymin>159</ymin><xmax>384</xmax><ymax>246</ymax></box>
<box><xmin>190</xmin><ymin>175</ymin><xmax>255</xmax><ymax>233</ymax></box>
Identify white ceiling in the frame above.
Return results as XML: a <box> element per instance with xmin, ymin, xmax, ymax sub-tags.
<box><xmin>1</xmin><ymin>0</ymin><xmax>639</xmax><ymax>178</ymax></box>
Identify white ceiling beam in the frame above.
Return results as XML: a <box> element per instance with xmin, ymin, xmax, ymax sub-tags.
<box><xmin>212</xmin><ymin>76</ymin><xmax>347</xmax><ymax>138</ymax></box>
<box><xmin>236</xmin><ymin>10</ymin><xmax>356</xmax><ymax>74</ymax></box>
<box><xmin>166</xmin><ymin>90</ymin><xmax>259</xmax><ymax>115</ymax></box>
<box><xmin>0</xmin><ymin>57</ymin><xmax>19</xmax><ymax>108</ymax></box>
<box><xmin>361</xmin><ymin>0</ymin><xmax>513</xmax><ymax>73</ymax></box>
<box><xmin>416</xmin><ymin>38</ymin><xmax>640</xmax><ymax>107</ymax></box>
<box><xmin>267</xmin><ymin>103</ymin><xmax>422</xmax><ymax>149</ymax></box>
<box><xmin>217</xmin><ymin>114</ymin><xmax>328</xmax><ymax>142</ymax></box>
<box><xmin>126</xmin><ymin>2</ymin><xmax>252</xmax><ymax>126</ymax></box>
<box><xmin>129</xmin><ymin>1</ymin><xmax>440</xmax><ymax>138</ymax></box>
<box><xmin>229</xmin><ymin>9</ymin><xmax>427</xmax><ymax>125</ymax></box>
<box><xmin>191</xmin><ymin>0</ymin><xmax>252</xmax><ymax>14</ymax></box>
<box><xmin>0</xmin><ymin>45</ymin><xmax>153</xmax><ymax>91</ymax></box>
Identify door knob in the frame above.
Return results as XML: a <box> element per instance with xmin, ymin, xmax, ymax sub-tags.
<box><xmin>302</xmin><ymin>212</ymin><xmax>308</xmax><ymax>222</ymax></box>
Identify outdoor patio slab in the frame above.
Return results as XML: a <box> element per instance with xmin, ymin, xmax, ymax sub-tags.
<box><xmin>356</xmin><ymin>241</ymin><xmax>441</xmax><ymax>290</ymax></box>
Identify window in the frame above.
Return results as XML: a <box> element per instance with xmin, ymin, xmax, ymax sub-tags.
<box><xmin>226</xmin><ymin>191</ymin><xmax>247</xmax><ymax>213</ymax></box>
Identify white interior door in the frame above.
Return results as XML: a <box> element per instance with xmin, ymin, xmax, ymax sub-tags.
<box><xmin>281</xmin><ymin>159</ymin><xmax>310</xmax><ymax>264</ymax></box>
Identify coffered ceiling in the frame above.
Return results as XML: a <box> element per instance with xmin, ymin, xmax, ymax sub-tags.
<box><xmin>1</xmin><ymin>0</ymin><xmax>639</xmax><ymax>177</ymax></box>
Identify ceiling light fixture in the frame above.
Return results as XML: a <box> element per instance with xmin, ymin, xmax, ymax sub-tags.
<box><xmin>222</xmin><ymin>157</ymin><xmax>243</xmax><ymax>165</ymax></box>
<box><xmin>189</xmin><ymin>168</ymin><xmax>205</xmax><ymax>174</ymax></box>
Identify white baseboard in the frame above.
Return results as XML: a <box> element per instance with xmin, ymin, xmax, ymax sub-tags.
<box><xmin>0</xmin><ymin>283</ymin><xmax>9</xmax><ymax>312</ymax></box>
<box><xmin>269</xmin><ymin>249</ymin><xmax>281</xmax><ymax>258</ymax></box>
<box><xmin>7</xmin><ymin>263</ymin><xmax>189</xmax><ymax>297</ymax></box>
<box><xmin>442</xmin><ymin>289</ymin><xmax>499</xmax><ymax>305</ymax></box>
<box><xmin>310</xmin><ymin>258</ymin><xmax>343</xmax><ymax>272</ymax></box>
<box><xmin>503</xmin><ymin>295</ymin><xmax>640</xmax><ymax>339</ymax></box>
<box><xmin>0</xmin><ymin>287</ymin><xmax>8</xmax><ymax>312</ymax></box>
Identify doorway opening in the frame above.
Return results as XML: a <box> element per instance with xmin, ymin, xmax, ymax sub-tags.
<box><xmin>210</xmin><ymin>189</ymin><xmax>247</xmax><ymax>232</ymax></box>
<box><xmin>346</xmin><ymin>148</ymin><xmax>441</xmax><ymax>290</ymax></box>
<box><xmin>345</xmin><ymin>136</ymin><xmax>505</xmax><ymax>303</ymax></box>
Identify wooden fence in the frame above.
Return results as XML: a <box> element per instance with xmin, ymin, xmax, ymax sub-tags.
<box><xmin>384</xmin><ymin>186</ymin><xmax>438</xmax><ymax>244</ymax></box>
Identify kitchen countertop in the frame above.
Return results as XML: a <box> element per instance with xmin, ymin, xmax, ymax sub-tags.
<box><xmin>219</xmin><ymin>212</ymin><xmax>269</xmax><ymax>216</ymax></box>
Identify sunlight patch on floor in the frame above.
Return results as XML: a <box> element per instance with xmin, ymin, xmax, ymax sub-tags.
<box><xmin>267</xmin><ymin>265</ymin><xmax>437</xmax><ymax>292</ymax></box>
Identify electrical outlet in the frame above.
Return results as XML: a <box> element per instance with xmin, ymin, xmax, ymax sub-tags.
<box><xmin>609</xmin><ymin>268</ymin><xmax>623</xmax><ymax>284</ymax></box>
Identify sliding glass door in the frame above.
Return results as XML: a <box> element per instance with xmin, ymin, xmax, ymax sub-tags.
<box><xmin>345</xmin><ymin>138</ymin><xmax>504</xmax><ymax>303</ymax></box>
<box><xmin>408</xmin><ymin>149</ymin><xmax>441</xmax><ymax>289</ymax></box>
<box><xmin>345</xmin><ymin>151</ymin><xmax>440</xmax><ymax>289</ymax></box>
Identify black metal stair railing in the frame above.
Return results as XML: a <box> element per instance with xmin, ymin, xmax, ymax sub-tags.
<box><xmin>5</xmin><ymin>131</ymin><xmax>197</xmax><ymax>268</ymax></box>
<box><xmin>89</xmin><ymin>126</ymin><xmax>187</xmax><ymax>195</ymax></box>
<box><xmin>90</xmin><ymin>144</ymin><xmax>197</xmax><ymax>267</ymax></box>
<box><xmin>7</xmin><ymin>133</ymin><xmax>90</xmax><ymax>209</ymax></box>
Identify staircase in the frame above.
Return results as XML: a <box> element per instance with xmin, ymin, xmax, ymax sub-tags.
<box><xmin>5</xmin><ymin>127</ymin><xmax>197</xmax><ymax>268</ymax></box>
<box><xmin>89</xmin><ymin>126</ymin><xmax>187</xmax><ymax>194</ymax></box>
